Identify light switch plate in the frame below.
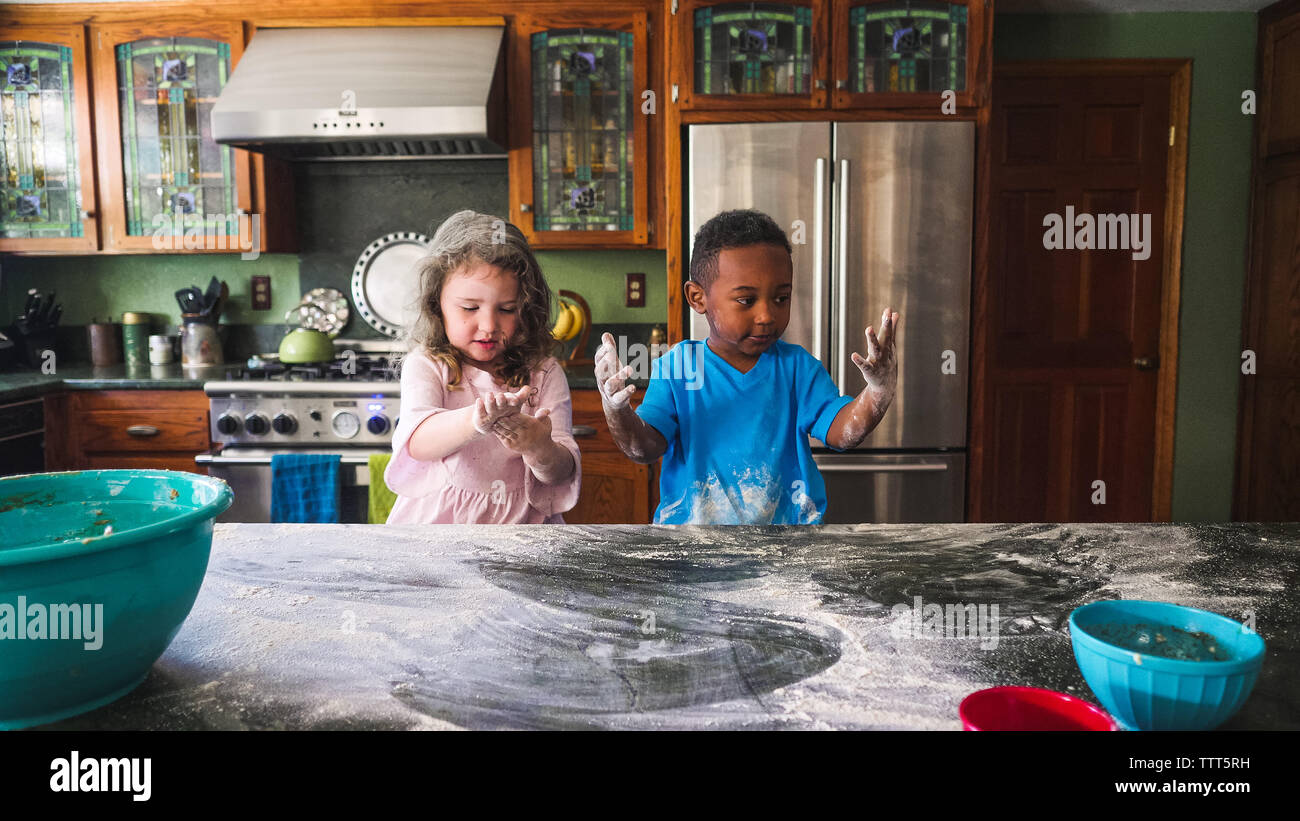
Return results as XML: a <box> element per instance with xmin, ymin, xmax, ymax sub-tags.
<box><xmin>626</xmin><ymin>272</ymin><xmax>645</xmax><ymax>308</ymax></box>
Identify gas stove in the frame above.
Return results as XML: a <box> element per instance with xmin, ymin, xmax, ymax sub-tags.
<box><xmin>204</xmin><ymin>340</ymin><xmax>402</xmax><ymax>448</ymax></box>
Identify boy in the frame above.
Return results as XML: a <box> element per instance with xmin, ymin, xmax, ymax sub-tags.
<box><xmin>595</xmin><ymin>209</ymin><xmax>899</xmax><ymax>524</ymax></box>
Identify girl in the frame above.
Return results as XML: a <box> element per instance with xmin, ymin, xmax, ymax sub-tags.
<box><xmin>384</xmin><ymin>210</ymin><xmax>580</xmax><ymax>524</ymax></box>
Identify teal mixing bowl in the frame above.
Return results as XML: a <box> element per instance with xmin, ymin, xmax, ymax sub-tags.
<box><xmin>1069</xmin><ymin>600</ymin><xmax>1266</xmax><ymax>731</ymax></box>
<box><xmin>0</xmin><ymin>469</ymin><xmax>232</xmax><ymax>729</ymax></box>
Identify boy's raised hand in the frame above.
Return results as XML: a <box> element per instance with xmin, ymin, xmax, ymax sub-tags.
<box><xmin>594</xmin><ymin>332</ymin><xmax>636</xmax><ymax>409</ymax></box>
<box><xmin>851</xmin><ymin>308</ymin><xmax>900</xmax><ymax>397</ymax></box>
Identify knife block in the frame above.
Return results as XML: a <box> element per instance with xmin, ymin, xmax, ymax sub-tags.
<box><xmin>12</xmin><ymin>327</ymin><xmax>57</xmax><ymax>369</ymax></box>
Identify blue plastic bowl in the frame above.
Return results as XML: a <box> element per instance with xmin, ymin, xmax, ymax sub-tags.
<box><xmin>0</xmin><ymin>469</ymin><xmax>232</xmax><ymax>729</ymax></box>
<box><xmin>1069</xmin><ymin>600</ymin><xmax>1265</xmax><ymax>731</ymax></box>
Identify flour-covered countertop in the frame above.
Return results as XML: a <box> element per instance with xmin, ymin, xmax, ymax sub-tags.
<box><xmin>41</xmin><ymin>522</ymin><xmax>1299</xmax><ymax>730</ymax></box>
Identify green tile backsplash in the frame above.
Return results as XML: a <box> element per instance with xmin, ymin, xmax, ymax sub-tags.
<box><xmin>1</xmin><ymin>158</ymin><xmax>667</xmax><ymax>335</ymax></box>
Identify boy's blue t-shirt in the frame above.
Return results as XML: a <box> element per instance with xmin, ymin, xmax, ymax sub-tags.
<box><xmin>635</xmin><ymin>339</ymin><xmax>853</xmax><ymax>524</ymax></box>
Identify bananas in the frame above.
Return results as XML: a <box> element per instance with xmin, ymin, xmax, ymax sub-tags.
<box><xmin>551</xmin><ymin>299</ymin><xmax>585</xmax><ymax>342</ymax></box>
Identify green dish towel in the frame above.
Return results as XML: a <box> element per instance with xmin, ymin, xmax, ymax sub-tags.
<box><xmin>368</xmin><ymin>452</ymin><xmax>397</xmax><ymax>524</ymax></box>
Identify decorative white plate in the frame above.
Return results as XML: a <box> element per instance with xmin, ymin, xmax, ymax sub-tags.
<box><xmin>350</xmin><ymin>232</ymin><xmax>433</xmax><ymax>338</ymax></box>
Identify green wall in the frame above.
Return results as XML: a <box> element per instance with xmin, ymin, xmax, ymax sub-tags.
<box><xmin>0</xmin><ymin>247</ymin><xmax>666</xmax><ymax>327</ymax></box>
<box><xmin>995</xmin><ymin>13</ymin><xmax>1258</xmax><ymax>521</ymax></box>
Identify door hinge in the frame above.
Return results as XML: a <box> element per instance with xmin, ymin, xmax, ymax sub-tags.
<box><xmin>1169</xmin><ymin>125</ymin><xmax>1175</xmax><ymax>146</ymax></box>
<box><xmin>671</xmin><ymin>0</ymin><xmax>679</xmax><ymax>14</ymax></box>
<box><xmin>671</xmin><ymin>83</ymin><xmax>679</xmax><ymax>102</ymax></box>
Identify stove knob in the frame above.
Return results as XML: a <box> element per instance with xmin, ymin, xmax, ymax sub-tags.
<box><xmin>272</xmin><ymin>413</ymin><xmax>298</xmax><ymax>434</ymax></box>
<box><xmin>367</xmin><ymin>414</ymin><xmax>390</xmax><ymax>435</ymax></box>
<box><xmin>244</xmin><ymin>413</ymin><xmax>270</xmax><ymax>436</ymax></box>
<box><xmin>216</xmin><ymin>413</ymin><xmax>242</xmax><ymax>435</ymax></box>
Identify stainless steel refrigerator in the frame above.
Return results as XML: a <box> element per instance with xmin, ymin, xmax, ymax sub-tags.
<box><xmin>687</xmin><ymin>121</ymin><xmax>973</xmax><ymax>523</ymax></box>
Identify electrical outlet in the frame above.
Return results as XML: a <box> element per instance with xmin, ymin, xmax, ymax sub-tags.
<box><xmin>626</xmin><ymin>272</ymin><xmax>646</xmax><ymax>308</ymax></box>
<box><xmin>251</xmin><ymin>275</ymin><xmax>271</xmax><ymax>311</ymax></box>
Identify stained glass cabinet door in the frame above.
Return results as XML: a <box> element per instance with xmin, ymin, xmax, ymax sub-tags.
<box><xmin>0</xmin><ymin>25</ymin><xmax>98</xmax><ymax>252</ymax></box>
<box><xmin>677</xmin><ymin>0</ymin><xmax>828</xmax><ymax>110</ymax></box>
<box><xmin>831</xmin><ymin>0</ymin><xmax>987</xmax><ymax>109</ymax></box>
<box><xmin>510</xmin><ymin>14</ymin><xmax>649</xmax><ymax>247</ymax></box>
<box><xmin>91</xmin><ymin>22</ymin><xmax>255</xmax><ymax>253</ymax></box>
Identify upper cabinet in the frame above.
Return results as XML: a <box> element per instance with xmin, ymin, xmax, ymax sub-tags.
<box><xmin>91</xmin><ymin>21</ymin><xmax>264</xmax><ymax>253</ymax></box>
<box><xmin>509</xmin><ymin>12</ymin><xmax>650</xmax><ymax>247</ymax></box>
<box><xmin>678</xmin><ymin>0</ymin><xmax>828</xmax><ymax>110</ymax></box>
<box><xmin>830</xmin><ymin>0</ymin><xmax>985</xmax><ymax>109</ymax></box>
<box><xmin>675</xmin><ymin>0</ymin><xmax>987</xmax><ymax>111</ymax></box>
<box><xmin>1</xmin><ymin>18</ymin><xmax>291</xmax><ymax>255</ymax></box>
<box><xmin>0</xmin><ymin>25</ymin><xmax>98</xmax><ymax>252</ymax></box>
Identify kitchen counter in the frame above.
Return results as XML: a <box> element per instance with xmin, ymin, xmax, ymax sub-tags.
<box><xmin>1</xmin><ymin>362</ymin><xmax>634</xmax><ymax>403</ymax></box>
<box><xmin>0</xmin><ymin>364</ymin><xmax>206</xmax><ymax>402</ymax></box>
<box><xmin>40</xmin><ymin>522</ymin><xmax>1298</xmax><ymax>730</ymax></box>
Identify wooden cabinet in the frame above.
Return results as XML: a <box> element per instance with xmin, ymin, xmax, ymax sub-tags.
<box><xmin>673</xmin><ymin>0</ymin><xmax>989</xmax><ymax>112</ymax></box>
<box><xmin>673</xmin><ymin>0</ymin><xmax>828</xmax><ymax>110</ymax></box>
<box><xmin>508</xmin><ymin>11</ymin><xmax>651</xmax><ymax>247</ymax></box>
<box><xmin>90</xmin><ymin>20</ymin><xmax>291</xmax><ymax>254</ymax></box>
<box><xmin>0</xmin><ymin>24</ymin><xmax>99</xmax><ymax>252</ymax></box>
<box><xmin>565</xmin><ymin>388</ymin><xmax>659</xmax><ymax>523</ymax></box>
<box><xmin>830</xmin><ymin>0</ymin><xmax>987</xmax><ymax>110</ymax></box>
<box><xmin>1</xmin><ymin>17</ymin><xmax>293</xmax><ymax>255</ymax></box>
<box><xmin>44</xmin><ymin>390</ymin><xmax>211</xmax><ymax>473</ymax></box>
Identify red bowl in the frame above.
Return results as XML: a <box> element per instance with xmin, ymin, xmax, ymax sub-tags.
<box><xmin>960</xmin><ymin>686</ymin><xmax>1118</xmax><ymax>731</ymax></box>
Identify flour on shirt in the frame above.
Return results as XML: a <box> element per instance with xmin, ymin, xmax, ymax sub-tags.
<box><xmin>655</xmin><ymin>463</ymin><xmax>791</xmax><ymax>525</ymax></box>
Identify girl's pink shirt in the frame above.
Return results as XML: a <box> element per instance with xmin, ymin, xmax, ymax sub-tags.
<box><xmin>384</xmin><ymin>350</ymin><xmax>581</xmax><ymax>524</ymax></box>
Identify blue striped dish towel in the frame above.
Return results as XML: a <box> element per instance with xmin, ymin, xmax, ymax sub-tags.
<box><xmin>271</xmin><ymin>454</ymin><xmax>341</xmax><ymax>523</ymax></box>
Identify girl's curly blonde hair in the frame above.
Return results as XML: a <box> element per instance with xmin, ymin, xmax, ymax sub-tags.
<box><xmin>399</xmin><ymin>210</ymin><xmax>555</xmax><ymax>391</ymax></box>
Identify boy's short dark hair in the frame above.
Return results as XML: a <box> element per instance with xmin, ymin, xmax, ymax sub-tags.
<box><xmin>689</xmin><ymin>209</ymin><xmax>792</xmax><ymax>293</ymax></box>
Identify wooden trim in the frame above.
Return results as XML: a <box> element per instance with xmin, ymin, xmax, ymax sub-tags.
<box><xmin>966</xmin><ymin>93</ymin><xmax>991</xmax><ymax>523</ymax></box>
<box><xmin>246</xmin><ymin>16</ymin><xmax>507</xmax><ymax>27</ymax></box>
<box><xmin>968</xmin><ymin>58</ymin><xmax>1190</xmax><ymax>523</ymax></box>
<box><xmin>679</xmin><ymin>107</ymin><xmax>977</xmax><ymax>123</ymax></box>
<box><xmin>666</xmin><ymin>0</ymin><xmax>685</xmax><ymax>344</ymax></box>
<box><xmin>1234</xmin><ymin>0</ymin><xmax>1299</xmax><ymax>519</ymax></box>
<box><xmin>0</xmin><ymin>24</ymin><xmax>101</xmax><ymax>252</ymax></box>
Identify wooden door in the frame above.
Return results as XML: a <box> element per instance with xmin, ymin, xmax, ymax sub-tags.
<box><xmin>971</xmin><ymin>62</ymin><xmax>1188</xmax><ymax>522</ymax></box>
<box><xmin>1235</xmin><ymin>0</ymin><xmax>1300</xmax><ymax>520</ymax></box>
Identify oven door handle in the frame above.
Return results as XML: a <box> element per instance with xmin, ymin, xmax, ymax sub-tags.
<box><xmin>195</xmin><ymin>453</ymin><xmax>382</xmax><ymax>466</ymax></box>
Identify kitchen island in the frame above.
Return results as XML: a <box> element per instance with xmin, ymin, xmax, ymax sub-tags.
<box><xmin>42</xmin><ymin>522</ymin><xmax>1299</xmax><ymax>730</ymax></box>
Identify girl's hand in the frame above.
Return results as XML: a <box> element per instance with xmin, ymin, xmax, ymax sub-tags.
<box><xmin>594</xmin><ymin>332</ymin><xmax>636</xmax><ymax>409</ymax></box>
<box><xmin>851</xmin><ymin>308</ymin><xmax>899</xmax><ymax>398</ymax></box>
<box><xmin>492</xmin><ymin>405</ymin><xmax>553</xmax><ymax>456</ymax></box>
<box><xmin>471</xmin><ymin>386</ymin><xmax>532</xmax><ymax>435</ymax></box>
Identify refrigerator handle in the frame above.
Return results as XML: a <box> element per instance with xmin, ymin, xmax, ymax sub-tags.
<box><xmin>813</xmin><ymin>157</ymin><xmax>827</xmax><ymax>363</ymax></box>
<box><xmin>837</xmin><ymin>158</ymin><xmax>851</xmax><ymax>391</ymax></box>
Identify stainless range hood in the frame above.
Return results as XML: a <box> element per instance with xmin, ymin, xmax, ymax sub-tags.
<box><xmin>212</xmin><ymin>26</ymin><xmax>506</xmax><ymax>161</ymax></box>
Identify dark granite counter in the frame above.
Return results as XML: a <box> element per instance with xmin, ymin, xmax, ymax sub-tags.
<box><xmin>40</xmin><ymin>522</ymin><xmax>1298</xmax><ymax>730</ymax></box>
<box><xmin>0</xmin><ymin>364</ymin><xmax>206</xmax><ymax>402</ymax></box>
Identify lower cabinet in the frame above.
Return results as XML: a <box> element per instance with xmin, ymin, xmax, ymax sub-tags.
<box><xmin>44</xmin><ymin>390</ymin><xmax>211</xmax><ymax>474</ymax></box>
<box><xmin>565</xmin><ymin>389</ymin><xmax>658</xmax><ymax>524</ymax></box>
